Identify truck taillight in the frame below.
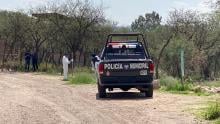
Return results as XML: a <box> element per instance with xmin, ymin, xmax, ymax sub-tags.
<box><xmin>149</xmin><ymin>63</ymin><xmax>154</xmax><ymax>74</ymax></box>
<box><xmin>99</xmin><ymin>64</ymin><xmax>104</xmax><ymax>74</ymax></box>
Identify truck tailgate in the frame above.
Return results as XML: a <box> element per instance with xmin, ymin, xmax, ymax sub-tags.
<box><xmin>102</xmin><ymin>61</ymin><xmax>149</xmax><ymax>77</ymax></box>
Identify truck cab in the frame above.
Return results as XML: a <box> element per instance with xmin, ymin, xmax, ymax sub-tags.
<box><xmin>92</xmin><ymin>33</ymin><xmax>154</xmax><ymax>98</ymax></box>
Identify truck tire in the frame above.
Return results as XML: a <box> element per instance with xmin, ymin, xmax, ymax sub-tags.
<box><xmin>145</xmin><ymin>85</ymin><xmax>153</xmax><ymax>97</ymax></box>
<box><xmin>98</xmin><ymin>83</ymin><xmax>106</xmax><ymax>98</ymax></box>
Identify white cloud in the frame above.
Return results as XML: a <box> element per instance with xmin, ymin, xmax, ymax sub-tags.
<box><xmin>18</xmin><ymin>0</ymin><xmax>51</xmax><ymax>8</ymax></box>
<box><xmin>19</xmin><ymin>0</ymin><xmax>69</xmax><ymax>10</ymax></box>
<box><xmin>171</xmin><ymin>0</ymin><xmax>214</xmax><ymax>13</ymax></box>
<box><xmin>192</xmin><ymin>0</ymin><xmax>214</xmax><ymax>13</ymax></box>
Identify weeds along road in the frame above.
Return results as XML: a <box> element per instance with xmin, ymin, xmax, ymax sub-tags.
<box><xmin>0</xmin><ymin>72</ymin><xmax>211</xmax><ymax>124</ymax></box>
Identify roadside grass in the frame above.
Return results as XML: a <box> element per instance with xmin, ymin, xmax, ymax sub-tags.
<box><xmin>38</xmin><ymin>63</ymin><xmax>62</xmax><ymax>75</ymax></box>
<box><xmin>203</xmin><ymin>102</ymin><xmax>220</xmax><ymax>120</ymax></box>
<box><xmin>24</xmin><ymin>65</ymin><xmax>96</xmax><ymax>85</ymax></box>
<box><xmin>68</xmin><ymin>67</ymin><xmax>96</xmax><ymax>85</ymax></box>
<box><xmin>215</xmin><ymin>119</ymin><xmax>220</xmax><ymax>124</ymax></box>
<box><xmin>8</xmin><ymin>63</ymin><xmax>96</xmax><ymax>85</ymax></box>
<box><xmin>73</xmin><ymin>67</ymin><xmax>93</xmax><ymax>73</ymax></box>
<box><xmin>16</xmin><ymin>62</ymin><xmax>62</xmax><ymax>75</ymax></box>
<box><xmin>191</xmin><ymin>86</ymin><xmax>212</xmax><ymax>96</ymax></box>
<box><xmin>35</xmin><ymin>66</ymin><xmax>96</xmax><ymax>85</ymax></box>
<box><xmin>159</xmin><ymin>76</ymin><xmax>212</xmax><ymax>96</ymax></box>
<box><xmin>195</xmin><ymin>100</ymin><xmax>220</xmax><ymax>123</ymax></box>
<box><xmin>68</xmin><ymin>72</ymin><xmax>96</xmax><ymax>85</ymax></box>
<box><xmin>160</xmin><ymin>76</ymin><xmax>193</xmax><ymax>91</ymax></box>
<box><xmin>200</xmin><ymin>81</ymin><xmax>220</xmax><ymax>88</ymax></box>
<box><xmin>159</xmin><ymin>76</ymin><xmax>192</xmax><ymax>92</ymax></box>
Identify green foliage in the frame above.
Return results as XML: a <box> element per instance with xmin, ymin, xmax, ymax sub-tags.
<box><xmin>69</xmin><ymin>72</ymin><xmax>96</xmax><ymax>85</ymax></box>
<box><xmin>160</xmin><ymin>76</ymin><xmax>178</xmax><ymax>89</ymax></box>
<box><xmin>201</xmin><ymin>81</ymin><xmax>220</xmax><ymax>87</ymax></box>
<box><xmin>16</xmin><ymin>64</ymin><xmax>25</xmax><ymax>72</ymax></box>
<box><xmin>159</xmin><ymin>76</ymin><xmax>214</xmax><ymax>96</ymax></box>
<box><xmin>202</xmin><ymin>102</ymin><xmax>220</xmax><ymax>120</ymax></box>
<box><xmin>73</xmin><ymin>67</ymin><xmax>93</xmax><ymax>73</ymax></box>
<box><xmin>131</xmin><ymin>11</ymin><xmax>162</xmax><ymax>32</ymax></box>
<box><xmin>192</xmin><ymin>86</ymin><xmax>211</xmax><ymax>96</ymax></box>
<box><xmin>160</xmin><ymin>76</ymin><xmax>193</xmax><ymax>91</ymax></box>
<box><xmin>38</xmin><ymin>63</ymin><xmax>60</xmax><ymax>74</ymax></box>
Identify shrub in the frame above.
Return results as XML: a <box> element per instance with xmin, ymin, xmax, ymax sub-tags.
<box><xmin>73</xmin><ymin>67</ymin><xmax>93</xmax><ymax>73</ymax></box>
<box><xmin>160</xmin><ymin>76</ymin><xmax>193</xmax><ymax>91</ymax></box>
<box><xmin>16</xmin><ymin>64</ymin><xmax>25</xmax><ymax>72</ymax></box>
<box><xmin>69</xmin><ymin>72</ymin><xmax>96</xmax><ymax>84</ymax></box>
<box><xmin>160</xmin><ymin>76</ymin><xmax>179</xmax><ymax>88</ymax></box>
<box><xmin>203</xmin><ymin>102</ymin><xmax>220</xmax><ymax>120</ymax></box>
<box><xmin>38</xmin><ymin>63</ymin><xmax>61</xmax><ymax>74</ymax></box>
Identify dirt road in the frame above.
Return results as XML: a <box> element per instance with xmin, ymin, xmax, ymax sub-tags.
<box><xmin>0</xmin><ymin>72</ymin><xmax>209</xmax><ymax>124</ymax></box>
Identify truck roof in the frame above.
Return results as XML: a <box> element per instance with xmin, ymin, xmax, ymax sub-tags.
<box><xmin>108</xmin><ymin>40</ymin><xmax>141</xmax><ymax>43</ymax></box>
<box><xmin>108</xmin><ymin>33</ymin><xmax>143</xmax><ymax>37</ymax></box>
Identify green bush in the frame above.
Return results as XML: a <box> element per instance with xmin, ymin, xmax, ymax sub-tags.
<box><xmin>160</xmin><ymin>76</ymin><xmax>179</xmax><ymax>87</ymax></box>
<box><xmin>160</xmin><ymin>76</ymin><xmax>193</xmax><ymax>91</ymax></box>
<box><xmin>69</xmin><ymin>72</ymin><xmax>96</xmax><ymax>84</ymax></box>
<box><xmin>73</xmin><ymin>67</ymin><xmax>93</xmax><ymax>73</ymax></box>
<box><xmin>203</xmin><ymin>102</ymin><xmax>220</xmax><ymax>120</ymax></box>
<box><xmin>38</xmin><ymin>63</ymin><xmax>61</xmax><ymax>74</ymax></box>
<box><xmin>16</xmin><ymin>64</ymin><xmax>25</xmax><ymax>72</ymax></box>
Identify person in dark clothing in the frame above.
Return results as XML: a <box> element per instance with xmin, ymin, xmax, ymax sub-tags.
<box><xmin>24</xmin><ymin>51</ymin><xmax>31</xmax><ymax>72</ymax></box>
<box><xmin>32</xmin><ymin>52</ymin><xmax>38</xmax><ymax>71</ymax></box>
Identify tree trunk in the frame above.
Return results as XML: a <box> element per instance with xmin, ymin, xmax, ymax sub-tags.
<box><xmin>1</xmin><ymin>41</ymin><xmax>7</xmax><ymax>71</ymax></box>
<box><xmin>78</xmin><ymin>50</ymin><xmax>83</xmax><ymax>67</ymax></box>
<box><xmin>155</xmin><ymin>35</ymin><xmax>173</xmax><ymax>79</ymax></box>
<box><xmin>83</xmin><ymin>52</ymin><xmax>87</xmax><ymax>66</ymax></box>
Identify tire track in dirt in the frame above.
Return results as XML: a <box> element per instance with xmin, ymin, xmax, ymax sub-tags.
<box><xmin>0</xmin><ymin>72</ymin><xmax>211</xmax><ymax>124</ymax></box>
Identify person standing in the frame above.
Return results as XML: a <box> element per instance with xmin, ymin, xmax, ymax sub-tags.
<box><xmin>62</xmin><ymin>54</ymin><xmax>73</xmax><ymax>80</ymax></box>
<box><xmin>32</xmin><ymin>52</ymin><xmax>38</xmax><ymax>71</ymax></box>
<box><xmin>24</xmin><ymin>51</ymin><xmax>31</xmax><ymax>72</ymax></box>
<box><xmin>91</xmin><ymin>54</ymin><xmax>100</xmax><ymax>71</ymax></box>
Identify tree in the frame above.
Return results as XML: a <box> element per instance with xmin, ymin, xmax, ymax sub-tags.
<box><xmin>0</xmin><ymin>11</ymin><xmax>31</xmax><ymax>69</ymax></box>
<box><xmin>131</xmin><ymin>11</ymin><xmax>162</xmax><ymax>33</ymax></box>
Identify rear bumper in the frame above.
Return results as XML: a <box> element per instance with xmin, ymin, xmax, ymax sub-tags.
<box><xmin>100</xmin><ymin>83</ymin><xmax>153</xmax><ymax>88</ymax></box>
<box><xmin>99</xmin><ymin>76</ymin><xmax>153</xmax><ymax>87</ymax></box>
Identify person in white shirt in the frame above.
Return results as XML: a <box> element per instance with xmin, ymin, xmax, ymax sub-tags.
<box><xmin>91</xmin><ymin>54</ymin><xmax>100</xmax><ymax>71</ymax></box>
<box><xmin>62</xmin><ymin>54</ymin><xmax>73</xmax><ymax>80</ymax></box>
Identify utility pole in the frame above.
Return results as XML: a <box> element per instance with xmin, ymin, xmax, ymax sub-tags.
<box><xmin>71</xmin><ymin>52</ymin><xmax>74</xmax><ymax>76</ymax></box>
<box><xmin>180</xmin><ymin>49</ymin><xmax>185</xmax><ymax>84</ymax></box>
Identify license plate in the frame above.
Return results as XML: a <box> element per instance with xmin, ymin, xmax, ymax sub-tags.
<box><xmin>140</xmin><ymin>70</ymin><xmax>148</xmax><ymax>75</ymax></box>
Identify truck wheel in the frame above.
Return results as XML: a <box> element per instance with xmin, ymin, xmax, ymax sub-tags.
<box><xmin>98</xmin><ymin>83</ymin><xmax>106</xmax><ymax>98</ymax></box>
<box><xmin>145</xmin><ymin>85</ymin><xmax>153</xmax><ymax>97</ymax></box>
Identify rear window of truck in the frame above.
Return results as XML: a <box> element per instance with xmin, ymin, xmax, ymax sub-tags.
<box><xmin>103</xmin><ymin>43</ymin><xmax>146</xmax><ymax>60</ymax></box>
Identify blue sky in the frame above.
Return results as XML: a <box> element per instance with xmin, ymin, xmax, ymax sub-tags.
<box><xmin>0</xmin><ymin>0</ymin><xmax>214</xmax><ymax>26</ymax></box>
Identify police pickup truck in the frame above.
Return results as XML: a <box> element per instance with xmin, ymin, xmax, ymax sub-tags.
<box><xmin>92</xmin><ymin>33</ymin><xmax>154</xmax><ymax>98</ymax></box>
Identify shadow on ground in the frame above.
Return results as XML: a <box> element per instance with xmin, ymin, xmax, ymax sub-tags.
<box><xmin>96</xmin><ymin>92</ymin><xmax>153</xmax><ymax>100</ymax></box>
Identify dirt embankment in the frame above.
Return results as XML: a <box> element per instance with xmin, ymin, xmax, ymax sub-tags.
<box><xmin>0</xmin><ymin>72</ymin><xmax>212</xmax><ymax>124</ymax></box>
